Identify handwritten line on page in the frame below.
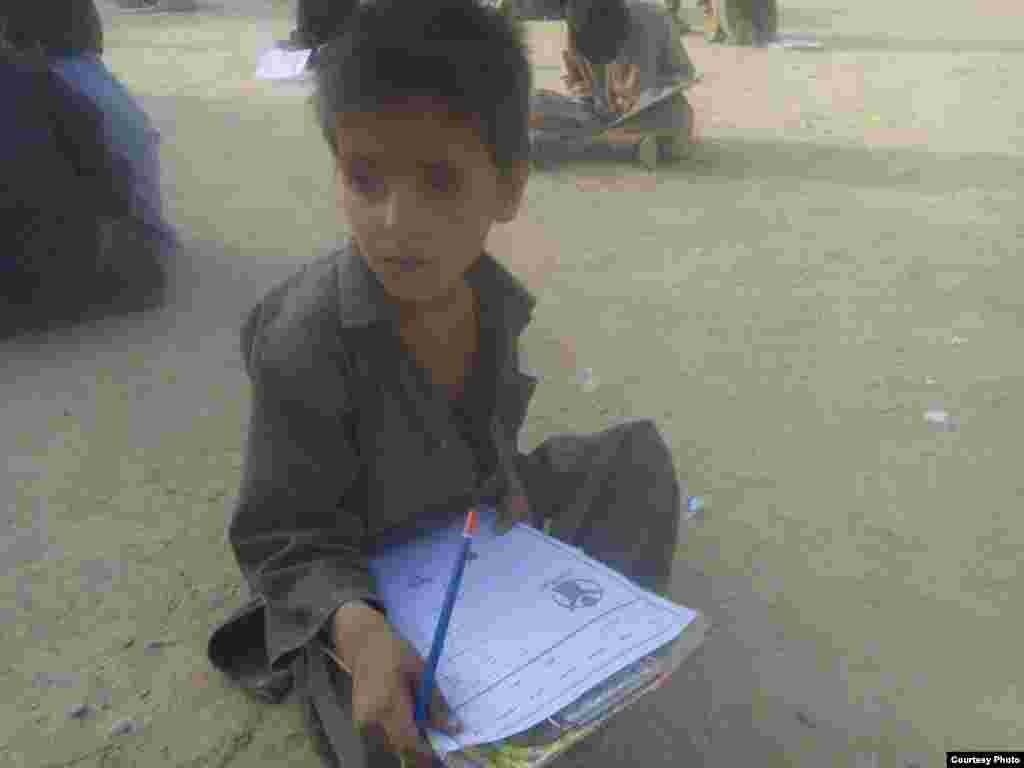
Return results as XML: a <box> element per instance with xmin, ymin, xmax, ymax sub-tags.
<box><xmin>368</xmin><ymin>507</ymin><xmax>698</xmax><ymax>756</ymax></box>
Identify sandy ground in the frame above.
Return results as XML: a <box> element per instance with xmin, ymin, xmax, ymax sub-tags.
<box><xmin>3</xmin><ymin>0</ymin><xmax>1023</xmax><ymax>766</ymax></box>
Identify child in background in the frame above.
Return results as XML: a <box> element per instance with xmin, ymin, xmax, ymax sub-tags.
<box><xmin>0</xmin><ymin>43</ymin><xmax>134</xmax><ymax>335</ymax></box>
<box><xmin>663</xmin><ymin>0</ymin><xmax>692</xmax><ymax>32</ymax></box>
<box><xmin>290</xmin><ymin>0</ymin><xmax>359</xmax><ymax>48</ymax></box>
<box><xmin>207</xmin><ymin>1</ymin><xmax>683</xmax><ymax>766</ymax></box>
<box><xmin>285</xmin><ymin>0</ymin><xmax>359</xmax><ymax>70</ymax></box>
<box><xmin>533</xmin><ymin>0</ymin><xmax>698</xmax><ymax>169</ymax></box>
<box><xmin>1</xmin><ymin>0</ymin><xmax>176</xmax><ymax>313</ymax></box>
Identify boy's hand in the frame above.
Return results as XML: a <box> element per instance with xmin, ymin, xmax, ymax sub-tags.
<box><xmin>607</xmin><ymin>61</ymin><xmax>641</xmax><ymax>114</ymax></box>
<box><xmin>561</xmin><ymin>49</ymin><xmax>594</xmax><ymax>98</ymax></box>
<box><xmin>346</xmin><ymin>621</ymin><xmax>462</xmax><ymax>768</ymax></box>
<box><xmin>495</xmin><ymin>493</ymin><xmax>531</xmax><ymax>535</ymax></box>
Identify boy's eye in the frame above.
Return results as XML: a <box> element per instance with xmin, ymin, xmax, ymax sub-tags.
<box><xmin>425</xmin><ymin>163</ymin><xmax>460</xmax><ymax>194</ymax></box>
<box><xmin>351</xmin><ymin>172</ymin><xmax>384</xmax><ymax>196</ymax></box>
<box><xmin>344</xmin><ymin>160</ymin><xmax>384</xmax><ymax>196</ymax></box>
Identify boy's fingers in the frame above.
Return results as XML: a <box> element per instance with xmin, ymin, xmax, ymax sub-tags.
<box><xmin>389</xmin><ymin>708</ymin><xmax>430</xmax><ymax>763</ymax></box>
<box><xmin>430</xmin><ymin>689</ymin><xmax>462</xmax><ymax>734</ymax></box>
<box><xmin>580</xmin><ymin>58</ymin><xmax>594</xmax><ymax>86</ymax></box>
<box><xmin>397</xmin><ymin>746</ymin><xmax>433</xmax><ymax>768</ymax></box>
<box><xmin>625</xmin><ymin>63</ymin><xmax>640</xmax><ymax>90</ymax></box>
<box><xmin>428</xmin><ymin>690</ymin><xmax>448</xmax><ymax>726</ymax></box>
<box><xmin>359</xmin><ymin>721</ymin><xmax>392</xmax><ymax>755</ymax></box>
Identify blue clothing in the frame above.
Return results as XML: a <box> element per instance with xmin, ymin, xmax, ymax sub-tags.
<box><xmin>49</xmin><ymin>53</ymin><xmax>178</xmax><ymax>251</ymax></box>
<box><xmin>1</xmin><ymin>51</ymin><xmax>132</xmax><ymax>291</ymax></box>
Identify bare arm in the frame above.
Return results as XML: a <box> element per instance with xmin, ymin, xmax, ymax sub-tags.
<box><xmin>330</xmin><ymin>600</ymin><xmax>392</xmax><ymax>670</ymax></box>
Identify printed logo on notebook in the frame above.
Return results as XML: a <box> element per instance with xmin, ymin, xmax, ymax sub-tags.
<box><xmin>550</xmin><ymin>578</ymin><xmax>604</xmax><ymax>611</ymax></box>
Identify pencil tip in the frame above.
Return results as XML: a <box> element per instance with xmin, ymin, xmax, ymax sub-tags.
<box><xmin>465</xmin><ymin>508</ymin><xmax>479</xmax><ymax>536</ymax></box>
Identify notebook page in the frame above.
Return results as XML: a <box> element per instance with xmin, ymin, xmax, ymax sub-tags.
<box><xmin>368</xmin><ymin>508</ymin><xmax>698</xmax><ymax>755</ymax></box>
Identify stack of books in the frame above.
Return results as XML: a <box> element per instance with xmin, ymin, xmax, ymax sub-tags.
<box><xmin>441</xmin><ymin>618</ymin><xmax>707</xmax><ymax>768</ymax></box>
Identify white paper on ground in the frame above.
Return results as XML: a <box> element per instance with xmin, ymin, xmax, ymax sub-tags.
<box><xmin>368</xmin><ymin>507</ymin><xmax>699</xmax><ymax>756</ymax></box>
<box><xmin>253</xmin><ymin>46</ymin><xmax>313</xmax><ymax>81</ymax></box>
<box><xmin>768</xmin><ymin>34</ymin><xmax>824</xmax><ymax>49</ymax></box>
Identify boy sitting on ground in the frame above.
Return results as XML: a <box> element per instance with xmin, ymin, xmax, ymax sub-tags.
<box><xmin>532</xmin><ymin>0</ymin><xmax>698</xmax><ymax>169</ymax></box>
<box><xmin>207</xmin><ymin>1</ymin><xmax>684</xmax><ymax>766</ymax></box>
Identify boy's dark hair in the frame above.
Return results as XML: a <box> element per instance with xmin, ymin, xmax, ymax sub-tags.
<box><xmin>0</xmin><ymin>0</ymin><xmax>103</xmax><ymax>57</ymax></box>
<box><xmin>314</xmin><ymin>0</ymin><xmax>532</xmax><ymax>178</ymax></box>
<box><xmin>565</xmin><ymin>0</ymin><xmax>630</xmax><ymax>65</ymax></box>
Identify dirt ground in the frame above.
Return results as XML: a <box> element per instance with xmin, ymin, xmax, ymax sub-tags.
<box><xmin>3</xmin><ymin>1</ymin><xmax>1023</xmax><ymax>766</ymax></box>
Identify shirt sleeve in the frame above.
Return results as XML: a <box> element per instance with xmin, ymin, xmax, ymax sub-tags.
<box><xmin>657</xmin><ymin>8</ymin><xmax>695</xmax><ymax>82</ymax></box>
<box><xmin>228</xmin><ymin>296</ymin><xmax>384</xmax><ymax>672</ymax></box>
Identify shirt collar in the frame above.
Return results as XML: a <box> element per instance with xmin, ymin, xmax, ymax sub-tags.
<box><xmin>334</xmin><ymin>239</ymin><xmax>536</xmax><ymax>335</ymax></box>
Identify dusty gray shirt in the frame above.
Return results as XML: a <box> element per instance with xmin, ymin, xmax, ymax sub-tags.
<box><xmin>224</xmin><ymin>241</ymin><xmax>538</xmax><ymax>672</ymax></box>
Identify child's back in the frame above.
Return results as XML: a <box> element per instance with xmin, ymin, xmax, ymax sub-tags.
<box><xmin>1</xmin><ymin>0</ymin><xmax>173</xmax><ymax>327</ymax></box>
<box><xmin>0</xmin><ymin>47</ymin><xmax>136</xmax><ymax>333</ymax></box>
<box><xmin>50</xmin><ymin>53</ymin><xmax>170</xmax><ymax>244</ymax></box>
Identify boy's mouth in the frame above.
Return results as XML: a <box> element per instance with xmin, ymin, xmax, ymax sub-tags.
<box><xmin>386</xmin><ymin>256</ymin><xmax>428</xmax><ymax>273</ymax></box>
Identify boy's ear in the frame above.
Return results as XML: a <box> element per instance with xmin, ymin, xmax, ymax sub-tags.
<box><xmin>494</xmin><ymin>160</ymin><xmax>530</xmax><ymax>223</ymax></box>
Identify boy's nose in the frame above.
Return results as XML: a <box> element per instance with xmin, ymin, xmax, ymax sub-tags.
<box><xmin>383</xmin><ymin>183</ymin><xmax>426</xmax><ymax>231</ymax></box>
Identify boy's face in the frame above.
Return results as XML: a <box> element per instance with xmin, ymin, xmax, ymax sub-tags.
<box><xmin>334</xmin><ymin>100</ymin><xmax>529</xmax><ymax>309</ymax></box>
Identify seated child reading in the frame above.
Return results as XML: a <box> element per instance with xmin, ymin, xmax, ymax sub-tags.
<box><xmin>1</xmin><ymin>44</ymin><xmax>132</xmax><ymax>335</ymax></box>
<box><xmin>532</xmin><ymin>0</ymin><xmax>698</xmax><ymax>168</ymax></box>
<box><xmin>207</xmin><ymin>1</ymin><xmax>684</xmax><ymax>765</ymax></box>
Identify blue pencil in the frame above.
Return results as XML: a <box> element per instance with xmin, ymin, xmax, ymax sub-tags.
<box><xmin>415</xmin><ymin>507</ymin><xmax>479</xmax><ymax>729</ymax></box>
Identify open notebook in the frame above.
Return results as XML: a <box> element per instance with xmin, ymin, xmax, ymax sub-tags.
<box><xmin>368</xmin><ymin>507</ymin><xmax>708</xmax><ymax>768</ymax></box>
<box><xmin>530</xmin><ymin>78</ymin><xmax>699</xmax><ymax>140</ymax></box>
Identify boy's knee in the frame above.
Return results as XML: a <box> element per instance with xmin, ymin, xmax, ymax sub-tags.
<box><xmin>614</xmin><ymin>418</ymin><xmax>672</xmax><ymax>459</ymax></box>
<box><xmin>616</xmin><ymin>419</ymin><xmax>684</xmax><ymax>512</ymax></box>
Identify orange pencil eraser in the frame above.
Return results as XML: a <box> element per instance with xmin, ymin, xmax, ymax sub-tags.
<box><xmin>464</xmin><ymin>508</ymin><xmax>479</xmax><ymax>536</ymax></box>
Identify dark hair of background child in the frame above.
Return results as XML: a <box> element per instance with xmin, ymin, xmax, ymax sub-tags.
<box><xmin>0</xmin><ymin>0</ymin><xmax>104</xmax><ymax>56</ymax></box>
<box><xmin>294</xmin><ymin>0</ymin><xmax>359</xmax><ymax>49</ymax></box>
<box><xmin>565</xmin><ymin>0</ymin><xmax>631</xmax><ymax>65</ymax></box>
<box><xmin>312</xmin><ymin>0</ymin><xmax>533</xmax><ymax>179</ymax></box>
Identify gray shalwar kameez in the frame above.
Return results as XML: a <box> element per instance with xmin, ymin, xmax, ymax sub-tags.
<box><xmin>206</xmin><ymin>241</ymin><xmax>683</xmax><ymax>767</ymax></box>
